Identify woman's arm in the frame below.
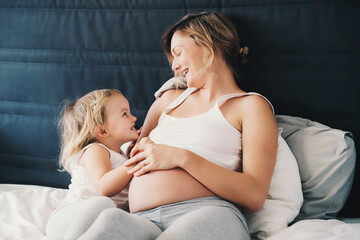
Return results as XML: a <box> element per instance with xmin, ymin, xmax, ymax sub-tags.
<box><xmin>133</xmin><ymin>89</ymin><xmax>183</xmax><ymax>145</ymax></box>
<box><xmin>180</xmin><ymin>101</ymin><xmax>277</xmax><ymax>212</ymax></box>
<box><xmin>80</xmin><ymin>145</ymin><xmax>134</xmax><ymax>197</ymax></box>
<box><xmin>183</xmin><ymin>95</ymin><xmax>278</xmax><ymax>211</ymax></box>
<box><xmin>126</xmin><ymin>95</ymin><xmax>278</xmax><ymax>212</ymax></box>
<box><xmin>125</xmin><ymin>89</ymin><xmax>183</xmax><ymax>157</ymax></box>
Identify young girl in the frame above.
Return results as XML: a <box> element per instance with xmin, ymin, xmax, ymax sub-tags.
<box><xmin>45</xmin><ymin>89</ymin><xmax>139</xmax><ymax>239</ymax></box>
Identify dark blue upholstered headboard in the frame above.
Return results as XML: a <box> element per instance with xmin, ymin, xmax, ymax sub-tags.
<box><xmin>0</xmin><ymin>0</ymin><xmax>359</xmax><ymax>217</ymax></box>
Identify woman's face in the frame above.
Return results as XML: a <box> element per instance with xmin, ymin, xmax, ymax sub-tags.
<box><xmin>170</xmin><ymin>30</ymin><xmax>207</xmax><ymax>87</ymax></box>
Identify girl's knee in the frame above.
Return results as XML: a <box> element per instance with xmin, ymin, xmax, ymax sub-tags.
<box><xmin>77</xmin><ymin>196</ymin><xmax>115</xmax><ymax>215</ymax></box>
<box><xmin>74</xmin><ymin>197</ymin><xmax>116</xmax><ymax>221</ymax></box>
<box><xmin>97</xmin><ymin>207</ymin><xmax>128</xmax><ymax>221</ymax></box>
<box><xmin>87</xmin><ymin>196</ymin><xmax>115</xmax><ymax>208</ymax></box>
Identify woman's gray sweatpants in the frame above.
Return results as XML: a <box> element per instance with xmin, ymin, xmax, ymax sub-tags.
<box><xmin>75</xmin><ymin>196</ymin><xmax>250</xmax><ymax>240</ymax></box>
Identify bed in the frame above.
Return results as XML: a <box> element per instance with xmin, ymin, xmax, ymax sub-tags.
<box><xmin>0</xmin><ymin>0</ymin><xmax>359</xmax><ymax>239</ymax></box>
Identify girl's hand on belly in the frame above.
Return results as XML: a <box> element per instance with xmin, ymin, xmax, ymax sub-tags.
<box><xmin>125</xmin><ymin>127</ymin><xmax>142</xmax><ymax>158</ymax></box>
<box><xmin>124</xmin><ymin>137</ymin><xmax>189</xmax><ymax>177</ymax></box>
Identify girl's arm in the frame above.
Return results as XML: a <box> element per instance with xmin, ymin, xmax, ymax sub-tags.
<box><xmin>79</xmin><ymin>144</ymin><xmax>133</xmax><ymax>197</ymax></box>
<box><xmin>126</xmin><ymin>95</ymin><xmax>278</xmax><ymax>212</ymax></box>
<box><xmin>81</xmin><ymin>89</ymin><xmax>182</xmax><ymax>197</ymax></box>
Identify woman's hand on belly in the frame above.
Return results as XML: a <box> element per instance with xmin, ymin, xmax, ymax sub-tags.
<box><xmin>124</xmin><ymin>137</ymin><xmax>189</xmax><ymax>177</ymax></box>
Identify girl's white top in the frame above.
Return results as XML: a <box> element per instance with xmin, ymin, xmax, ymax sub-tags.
<box><xmin>63</xmin><ymin>143</ymin><xmax>129</xmax><ymax>210</ymax></box>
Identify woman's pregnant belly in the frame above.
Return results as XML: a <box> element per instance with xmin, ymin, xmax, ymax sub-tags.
<box><xmin>128</xmin><ymin>168</ymin><xmax>215</xmax><ymax>213</ymax></box>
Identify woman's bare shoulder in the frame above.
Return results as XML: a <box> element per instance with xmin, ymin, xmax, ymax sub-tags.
<box><xmin>153</xmin><ymin>89</ymin><xmax>185</xmax><ymax>110</ymax></box>
<box><xmin>230</xmin><ymin>94</ymin><xmax>274</xmax><ymax>116</ymax></box>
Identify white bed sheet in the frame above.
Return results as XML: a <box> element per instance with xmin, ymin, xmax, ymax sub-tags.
<box><xmin>1</xmin><ymin>184</ymin><xmax>360</xmax><ymax>240</ymax></box>
<box><xmin>0</xmin><ymin>184</ymin><xmax>67</xmax><ymax>240</ymax></box>
<box><xmin>267</xmin><ymin>218</ymin><xmax>360</xmax><ymax>240</ymax></box>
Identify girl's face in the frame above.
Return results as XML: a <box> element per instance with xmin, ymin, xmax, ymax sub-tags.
<box><xmin>170</xmin><ymin>30</ymin><xmax>207</xmax><ymax>88</ymax></box>
<box><xmin>102</xmin><ymin>94</ymin><xmax>138</xmax><ymax>144</ymax></box>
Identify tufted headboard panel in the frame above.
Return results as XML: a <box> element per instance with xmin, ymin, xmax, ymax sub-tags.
<box><xmin>0</xmin><ymin>0</ymin><xmax>359</xmax><ymax>217</ymax></box>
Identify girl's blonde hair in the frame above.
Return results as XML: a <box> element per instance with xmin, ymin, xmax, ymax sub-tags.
<box><xmin>162</xmin><ymin>11</ymin><xmax>249</xmax><ymax>84</ymax></box>
<box><xmin>58</xmin><ymin>89</ymin><xmax>122</xmax><ymax>174</ymax></box>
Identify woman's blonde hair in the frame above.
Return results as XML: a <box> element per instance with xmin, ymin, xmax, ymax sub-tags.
<box><xmin>162</xmin><ymin>11</ymin><xmax>249</xmax><ymax>84</ymax></box>
<box><xmin>58</xmin><ymin>89</ymin><xmax>122</xmax><ymax>174</ymax></box>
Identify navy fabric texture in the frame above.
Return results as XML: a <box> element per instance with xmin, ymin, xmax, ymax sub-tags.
<box><xmin>0</xmin><ymin>0</ymin><xmax>359</xmax><ymax>217</ymax></box>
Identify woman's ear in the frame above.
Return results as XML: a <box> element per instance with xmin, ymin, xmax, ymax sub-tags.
<box><xmin>213</xmin><ymin>44</ymin><xmax>221</xmax><ymax>56</ymax></box>
<box><xmin>95</xmin><ymin>125</ymin><xmax>108</xmax><ymax>138</ymax></box>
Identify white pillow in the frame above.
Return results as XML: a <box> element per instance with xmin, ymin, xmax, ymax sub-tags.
<box><xmin>276</xmin><ymin>115</ymin><xmax>356</xmax><ymax>221</ymax></box>
<box><xmin>243</xmin><ymin>129</ymin><xmax>303</xmax><ymax>240</ymax></box>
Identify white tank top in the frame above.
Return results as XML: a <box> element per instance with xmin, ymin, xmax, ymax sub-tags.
<box><xmin>149</xmin><ymin>87</ymin><xmax>274</xmax><ymax>171</ymax></box>
<box><xmin>63</xmin><ymin>143</ymin><xmax>129</xmax><ymax>210</ymax></box>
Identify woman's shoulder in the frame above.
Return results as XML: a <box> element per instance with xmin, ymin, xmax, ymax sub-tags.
<box><xmin>154</xmin><ymin>88</ymin><xmax>186</xmax><ymax>110</ymax></box>
<box><xmin>226</xmin><ymin>92</ymin><xmax>274</xmax><ymax>115</ymax></box>
<box><xmin>158</xmin><ymin>88</ymin><xmax>185</xmax><ymax>101</ymax></box>
<box><xmin>221</xmin><ymin>93</ymin><xmax>275</xmax><ymax>130</ymax></box>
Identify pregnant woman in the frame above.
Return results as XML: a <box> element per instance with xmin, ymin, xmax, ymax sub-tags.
<box><xmin>79</xmin><ymin>11</ymin><xmax>277</xmax><ymax>240</ymax></box>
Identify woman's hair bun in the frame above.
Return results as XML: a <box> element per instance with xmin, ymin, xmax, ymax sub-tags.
<box><xmin>239</xmin><ymin>46</ymin><xmax>249</xmax><ymax>56</ymax></box>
